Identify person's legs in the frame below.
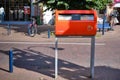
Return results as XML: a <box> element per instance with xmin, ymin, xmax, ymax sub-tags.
<box><xmin>28</xmin><ymin>24</ymin><xmax>32</xmax><ymax>35</ymax></box>
<box><xmin>110</xmin><ymin>17</ymin><xmax>115</xmax><ymax>30</ymax></box>
<box><xmin>34</xmin><ymin>24</ymin><xmax>37</xmax><ymax>34</ymax></box>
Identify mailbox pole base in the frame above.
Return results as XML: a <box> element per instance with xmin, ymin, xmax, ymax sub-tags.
<box><xmin>55</xmin><ymin>38</ymin><xmax>58</xmax><ymax>79</ymax></box>
<box><xmin>90</xmin><ymin>36</ymin><xmax>95</xmax><ymax>79</ymax></box>
<box><xmin>54</xmin><ymin>36</ymin><xmax>95</xmax><ymax>80</ymax></box>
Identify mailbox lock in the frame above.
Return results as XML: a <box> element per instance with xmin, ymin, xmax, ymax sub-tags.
<box><xmin>87</xmin><ymin>25</ymin><xmax>93</xmax><ymax>31</ymax></box>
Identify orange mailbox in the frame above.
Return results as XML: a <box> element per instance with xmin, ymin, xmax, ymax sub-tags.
<box><xmin>55</xmin><ymin>10</ymin><xmax>97</xmax><ymax>36</ymax></box>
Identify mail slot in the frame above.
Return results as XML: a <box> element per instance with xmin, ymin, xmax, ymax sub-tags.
<box><xmin>55</xmin><ymin>10</ymin><xmax>97</xmax><ymax>36</ymax></box>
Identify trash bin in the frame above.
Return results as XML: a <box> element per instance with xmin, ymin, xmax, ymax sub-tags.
<box><xmin>55</xmin><ymin>10</ymin><xmax>97</xmax><ymax>36</ymax></box>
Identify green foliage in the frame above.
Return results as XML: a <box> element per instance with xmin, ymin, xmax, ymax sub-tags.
<box><xmin>92</xmin><ymin>0</ymin><xmax>112</xmax><ymax>10</ymax></box>
<box><xmin>35</xmin><ymin>0</ymin><xmax>111</xmax><ymax>10</ymax></box>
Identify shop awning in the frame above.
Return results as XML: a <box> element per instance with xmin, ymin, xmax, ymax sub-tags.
<box><xmin>114</xmin><ymin>3</ymin><xmax>120</xmax><ymax>7</ymax></box>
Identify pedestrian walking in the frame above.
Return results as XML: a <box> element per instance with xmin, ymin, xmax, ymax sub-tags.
<box><xmin>106</xmin><ymin>3</ymin><xmax>119</xmax><ymax>31</ymax></box>
<box><xmin>110</xmin><ymin>7</ymin><xmax>119</xmax><ymax>30</ymax></box>
<box><xmin>0</xmin><ymin>6</ymin><xmax>5</xmax><ymax>22</ymax></box>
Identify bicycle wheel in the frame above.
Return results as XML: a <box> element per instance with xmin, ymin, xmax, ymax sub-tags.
<box><xmin>29</xmin><ymin>25</ymin><xmax>37</xmax><ymax>37</ymax></box>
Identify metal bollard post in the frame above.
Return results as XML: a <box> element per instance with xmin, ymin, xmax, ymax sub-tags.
<box><xmin>28</xmin><ymin>25</ymin><xmax>30</xmax><ymax>36</ymax></box>
<box><xmin>102</xmin><ymin>18</ymin><xmax>105</xmax><ymax>35</ymax></box>
<box><xmin>9</xmin><ymin>49</ymin><xmax>13</xmax><ymax>73</ymax></box>
<box><xmin>7</xmin><ymin>24</ymin><xmax>11</xmax><ymax>35</ymax></box>
<box><xmin>48</xmin><ymin>29</ymin><xmax>50</xmax><ymax>38</ymax></box>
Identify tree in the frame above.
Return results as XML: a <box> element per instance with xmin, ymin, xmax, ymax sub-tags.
<box><xmin>35</xmin><ymin>0</ymin><xmax>95</xmax><ymax>10</ymax></box>
<box><xmin>34</xmin><ymin>0</ymin><xmax>112</xmax><ymax>10</ymax></box>
<box><xmin>92</xmin><ymin>0</ymin><xmax>112</xmax><ymax>10</ymax></box>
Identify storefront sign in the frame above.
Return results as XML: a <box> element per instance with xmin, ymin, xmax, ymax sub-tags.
<box><xmin>24</xmin><ymin>6</ymin><xmax>30</xmax><ymax>14</ymax></box>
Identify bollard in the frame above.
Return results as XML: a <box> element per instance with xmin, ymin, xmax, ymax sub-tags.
<box><xmin>48</xmin><ymin>29</ymin><xmax>50</xmax><ymax>38</ymax></box>
<box><xmin>9</xmin><ymin>49</ymin><xmax>13</xmax><ymax>73</ymax></box>
<box><xmin>7</xmin><ymin>24</ymin><xmax>11</xmax><ymax>35</ymax></box>
<box><xmin>28</xmin><ymin>25</ymin><xmax>30</xmax><ymax>36</ymax></box>
<box><xmin>102</xmin><ymin>16</ymin><xmax>105</xmax><ymax>35</ymax></box>
<box><xmin>7</xmin><ymin>24</ymin><xmax>9</xmax><ymax>35</ymax></box>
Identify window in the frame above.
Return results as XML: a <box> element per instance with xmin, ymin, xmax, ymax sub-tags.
<box><xmin>3</xmin><ymin>0</ymin><xmax>31</xmax><ymax>21</ymax></box>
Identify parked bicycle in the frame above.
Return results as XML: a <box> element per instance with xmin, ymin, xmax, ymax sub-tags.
<box><xmin>28</xmin><ymin>16</ymin><xmax>37</xmax><ymax>37</ymax></box>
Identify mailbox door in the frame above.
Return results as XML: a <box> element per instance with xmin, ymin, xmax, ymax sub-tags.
<box><xmin>55</xmin><ymin>21</ymin><xmax>97</xmax><ymax>36</ymax></box>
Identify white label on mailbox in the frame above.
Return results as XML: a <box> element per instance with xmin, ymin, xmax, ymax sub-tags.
<box><xmin>58</xmin><ymin>15</ymin><xmax>72</xmax><ymax>20</ymax></box>
<box><xmin>58</xmin><ymin>14</ymin><xmax>94</xmax><ymax>20</ymax></box>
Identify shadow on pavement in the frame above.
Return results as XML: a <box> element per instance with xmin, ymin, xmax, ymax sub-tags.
<box><xmin>94</xmin><ymin>66</ymin><xmax>120</xmax><ymax>80</ymax></box>
<box><xmin>0</xmin><ymin>68</ymin><xmax>9</xmax><ymax>72</ymax></box>
<box><xmin>1</xmin><ymin>25</ymin><xmax>54</xmax><ymax>35</ymax></box>
<box><xmin>0</xmin><ymin>47</ymin><xmax>120</xmax><ymax>80</ymax></box>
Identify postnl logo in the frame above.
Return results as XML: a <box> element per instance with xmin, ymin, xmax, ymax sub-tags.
<box><xmin>87</xmin><ymin>25</ymin><xmax>93</xmax><ymax>31</ymax></box>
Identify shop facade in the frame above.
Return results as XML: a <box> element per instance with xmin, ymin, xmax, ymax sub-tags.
<box><xmin>0</xmin><ymin>0</ymin><xmax>40</xmax><ymax>22</ymax></box>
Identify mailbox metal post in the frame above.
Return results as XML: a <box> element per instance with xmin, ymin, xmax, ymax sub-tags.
<box><xmin>55</xmin><ymin>36</ymin><xmax>96</xmax><ymax>79</ymax></box>
<box><xmin>55</xmin><ymin>38</ymin><xmax>58</xmax><ymax>79</ymax></box>
<box><xmin>90</xmin><ymin>36</ymin><xmax>95</xmax><ymax>79</ymax></box>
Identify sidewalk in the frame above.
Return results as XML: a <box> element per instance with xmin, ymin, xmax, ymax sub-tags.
<box><xmin>0</xmin><ymin>24</ymin><xmax>55</xmax><ymax>42</ymax></box>
<box><xmin>0</xmin><ymin>24</ymin><xmax>109</xmax><ymax>42</ymax></box>
<box><xmin>0</xmin><ymin>24</ymin><xmax>103</xmax><ymax>43</ymax></box>
<box><xmin>0</xmin><ymin>24</ymin><xmax>120</xmax><ymax>80</ymax></box>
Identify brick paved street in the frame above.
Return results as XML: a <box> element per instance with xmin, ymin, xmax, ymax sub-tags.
<box><xmin>0</xmin><ymin>24</ymin><xmax>120</xmax><ymax>80</ymax></box>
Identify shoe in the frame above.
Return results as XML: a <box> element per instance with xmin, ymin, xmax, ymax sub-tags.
<box><xmin>110</xmin><ymin>28</ymin><xmax>114</xmax><ymax>31</ymax></box>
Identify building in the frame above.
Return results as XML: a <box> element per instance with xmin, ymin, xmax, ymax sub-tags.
<box><xmin>0</xmin><ymin>0</ymin><xmax>41</xmax><ymax>24</ymax></box>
